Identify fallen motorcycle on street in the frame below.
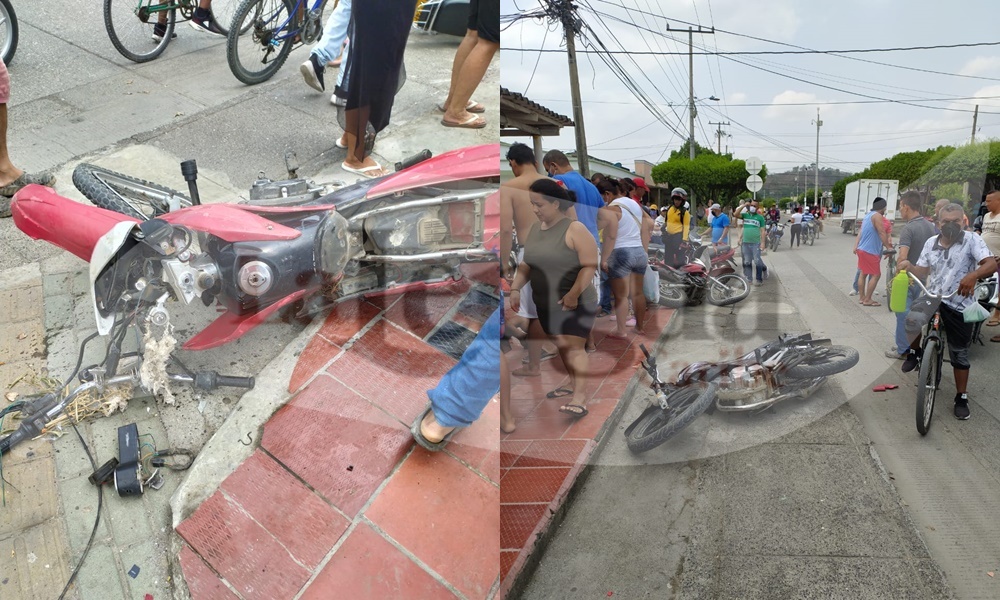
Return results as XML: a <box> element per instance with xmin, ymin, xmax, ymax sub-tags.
<box><xmin>624</xmin><ymin>334</ymin><xmax>860</xmax><ymax>454</ymax></box>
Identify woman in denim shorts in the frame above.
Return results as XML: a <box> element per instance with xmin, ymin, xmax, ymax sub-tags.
<box><xmin>597</xmin><ymin>179</ymin><xmax>654</xmax><ymax>338</ymax></box>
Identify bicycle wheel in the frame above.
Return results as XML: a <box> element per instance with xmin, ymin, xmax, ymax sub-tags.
<box><xmin>625</xmin><ymin>385</ymin><xmax>717</xmax><ymax>454</ymax></box>
<box><xmin>0</xmin><ymin>0</ymin><xmax>17</xmax><ymax>66</ymax></box>
<box><xmin>209</xmin><ymin>0</ymin><xmax>245</xmax><ymax>34</ymax></box>
<box><xmin>105</xmin><ymin>0</ymin><xmax>176</xmax><ymax>63</ymax></box>
<box><xmin>915</xmin><ymin>339</ymin><xmax>938</xmax><ymax>436</ymax></box>
<box><xmin>783</xmin><ymin>345</ymin><xmax>860</xmax><ymax>379</ymax></box>
<box><xmin>706</xmin><ymin>273</ymin><xmax>750</xmax><ymax>306</ymax></box>
<box><xmin>227</xmin><ymin>0</ymin><xmax>295</xmax><ymax>85</ymax></box>
<box><xmin>73</xmin><ymin>164</ymin><xmax>191</xmax><ymax>220</ymax></box>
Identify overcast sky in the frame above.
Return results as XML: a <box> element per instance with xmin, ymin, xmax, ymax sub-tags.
<box><xmin>500</xmin><ymin>0</ymin><xmax>1000</xmax><ymax>177</ymax></box>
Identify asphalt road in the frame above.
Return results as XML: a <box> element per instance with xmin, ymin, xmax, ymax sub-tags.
<box><xmin>521</xmin><ymin>224</ymin><xmax>1000</xmax><ymax>599</ymax></box>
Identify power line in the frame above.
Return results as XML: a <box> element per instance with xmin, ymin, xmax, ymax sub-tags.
<box><xmin>527</xmin><ymin>94</ymin><xmax>1000</xmax><ymax>107</ymax></box>
<box><xmin>499</xmin><ymin>42</ymin><xmax>1000</xmax><ymax>57</ymax></box>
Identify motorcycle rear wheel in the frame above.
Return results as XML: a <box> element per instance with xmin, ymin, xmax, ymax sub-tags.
<box><xmin>707</xmin><ymin>274</ymin><xmax>750</xmax><ymax>306</ymax></box>
<box><xmin>0</xmin><ymin>0</ymin><xmax>17</xmax><ymax>66</ymax></box>
<box><xmin>73</xmin><ymin>164</ymin><xmax>191</xmax><ymax>220</ymax></box>
<box><xmin>783</xmin><ymin>345</ymin><xmax>860</xmax><ymax>379</ymax></box>
<box><xmin>625</xmin><ymin>385</ymin><xmax>717</xmax><ymax>454</ymax></box>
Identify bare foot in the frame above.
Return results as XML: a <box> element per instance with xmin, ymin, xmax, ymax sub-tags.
<box><xmin>511</xmin><ymin>365</ymin><xmax>540</xmax><ymax>377</ymax></box>
<box><xmin>500</xmin><ymin>417</ymin><xmax>516</xmax><ymax>434</ymax></box>
<box><xmin>420</xmin><ymin>409</ymin><xmax>455</xmax><ymax>444</ymax></box>
<box><xmin>0</xmin><ymin>167</ymin><xmax>23</xmax><ymax>188</ymax></box>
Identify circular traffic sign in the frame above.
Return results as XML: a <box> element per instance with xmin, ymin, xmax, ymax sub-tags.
<box><xmin>746</xmin><ymin>174</ymin><xmax>763</xmax><ymax>192</ymax></box>
<box><xmin>745</xmin><ymin>156</ymin><xmax>762</xmax><ymax>174</ymax></box>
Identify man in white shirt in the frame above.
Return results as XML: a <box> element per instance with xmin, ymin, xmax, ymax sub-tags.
<box><xmin>789</xmin><ymin>206</ymin><xmax>804</xmax><ymax>248</ymax></box>
<box><xmin>976</xmin><ymin>190</ymin><xmax>1000</xmax><ymax>337</ymax></box>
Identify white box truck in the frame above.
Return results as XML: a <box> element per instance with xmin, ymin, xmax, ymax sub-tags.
<box><xmin>841</xmin><ymin>179</ymin><xmax>899</xmax><ymax>235</ymax></box>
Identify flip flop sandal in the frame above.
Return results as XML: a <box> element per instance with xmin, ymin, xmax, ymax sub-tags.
<box><xmin>436</xmin><ymin>100</ymin><xmax>486</xmax><ymax>114</ymax></box>
<box><xmin>511</xmin><ymin>366</ymin><xmax>540</xmax><ymax>377</ymax></box>
<box><xmin>335</xmin><ymin>138</ymin><xmax>347</xmax><ymax>149</ymax></box>
<box><xmin>410</xmin><ymin>405</ymin><xmax>459</xmax><ymax>452</ymax></box>
<box><xmin>991</xmin><ymin>335</ymin><xmax>1000</xmax><ymax>343</ymax></box>
<box><xmin>440</xmin><ymin>115</ymin><xmax>487</xmax><ymax>129</ymax></box>
<box><xmin>546</xmin><ymin>386</ymin><xmax>574</xmax><ymax>399</ymax></box>
<box><xmin>341</xmin><ymin>162</ymin><xmax>385</xmax><ymax>179</ymax></box>
<box><xmin>559</xmin><ymin>404</ymin><xmax>589</xmax><ymax>418</ymax></box>
<box><xmin>986</xmin><ymin>319</ymin><xmax>1000</xmax><ymax>327</ymax></box>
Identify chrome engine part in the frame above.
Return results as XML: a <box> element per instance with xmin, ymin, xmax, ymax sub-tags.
<box><xmin>715</xmin><ymin>364</ymin><xmax>770</xmax><ymax>411</ymax></box>
<box><xmin>238</xmin><ymin>261</ymin><xmax>274</xmax><ymax>296</ymax></box>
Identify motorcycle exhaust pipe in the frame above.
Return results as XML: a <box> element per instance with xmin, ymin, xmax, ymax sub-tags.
<box><xmin>180</xmin><ymin>159</ymin><xmax>202</xmax><ymax>206</ymax></box>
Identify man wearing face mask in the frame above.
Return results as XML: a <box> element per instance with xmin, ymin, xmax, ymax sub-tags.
<box><xmin>737</xmin><ymin>200</ymin><xmax>767</xmax><ymax>285</ymax></box>
<box><xmin>899</xmin><ymin>203</ymin><xmax>997</xmax><ymax>420</ymax></box>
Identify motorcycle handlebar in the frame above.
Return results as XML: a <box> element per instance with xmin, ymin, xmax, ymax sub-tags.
<box><xmin>190</xmin><ymin>371</ymin><xmax>255</xmax><ymax>391</ymax></box>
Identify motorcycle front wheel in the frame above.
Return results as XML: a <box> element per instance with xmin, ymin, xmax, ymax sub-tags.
<box><xmin>783</xmin><ymin>345</ymin><xmax>860</xmax><ymax>379</ymax></box>
<box><xmin>0</xmin><ymin>0</ymin><xmax>17</xmax><ymax>66</ymax></box>
<box><xmin>625</xmin><ymin>384</ymin><xmax>717</xmax><ymax>454</ymax></box>
<box><xmin>707</xmin><ymin>274</ymin><xmax>750</xmax><ymax>306</ymax></box>
<box><xmin>73</xmin><ymin>164</ymin><xmax>191</xmax><ymax>220</ymax></box>
<box><xmin>657</xmin><ymin>280</ymin><xmax>688</xmax><ymax>308</ymax></box>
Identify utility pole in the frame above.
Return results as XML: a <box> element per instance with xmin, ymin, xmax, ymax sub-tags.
<box><xmin>971</xmin><ymin>104</ymin><xmax>979</xmax><ymax>144</ymax></box>
<box><xmin>688</xmin><ymin>28</ymin><xmax>695</xmax><ymax>161</ymax></box>
<box><xmin>812</xmin><ymin>108</ymin><xmax>822</xmax><ymax>208</ymax></box>
<box><xmin>556</xmin><ymin>0</ymin><xmax>590</xmax><ymax>177</ymax></box>
<box><xmin>709</xmin><ymin>121</ymin><xmax>730</xmax><ymax>154</ymax></box>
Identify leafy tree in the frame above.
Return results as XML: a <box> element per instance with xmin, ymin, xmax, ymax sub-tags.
<box><xmin>761</xmin><ymin>198</ymin><xmax>777</xmax><ymax>209</ymax></box>
<box><xmin>668</xmin><ymin>140</ymin><xmax>715</xmax><ymax>161</ymax></box>
<box><xmin>831</xmin><ymin>146</ymin><xmax>956</xmax><ymax>205</ymax></box>
<box><xmin>652</xmin><ymin>151</ymin><xmax>768</xmax><ymax>209</ymax></box>
<box><xmin>778</xmin><ymin>198</ymin><xmax>794</xmax><ymax>210</ymax></box>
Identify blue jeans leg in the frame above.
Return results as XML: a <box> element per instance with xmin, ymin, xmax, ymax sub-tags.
<box><xmin>852</xmin><ymin>269</ymin><xmax>861</xmax><ymax>293</ymax></box>
<box><xmin>428</xmin><ymin>307</ymin><xmax>501</xmax><ymax>428</ymax></box>
<box><xmin>600</xmin><ymin>269</ymin><xmax>613</xmax><ymax>312</ymax></box>
<box><xmin>742</xmin><ymin>243</ymin><xmax>763</xmax><ymax>281</ymax></box>
<box><xmin>894</xmin><ymin>286</ymin><xmax>919</xmax><ymax>354</ymax></box>
<box><xmin>312</xmin><ymin>0</ymin><xmax>352</xmax><ymax>64</ymax></box>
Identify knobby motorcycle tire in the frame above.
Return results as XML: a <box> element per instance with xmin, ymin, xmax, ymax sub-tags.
<box><xmin>783</xmin><ymin>345</ymin><xmax>860</xmax><ymax>379</ymax></box>
<box><xmin>706</xmin><ymin>273</ymin><xmax>750</xmax><ymax>307</ymax></box>
<box><xmin>915</xmin><ymin>339</ymin><xmax>938</xmax><ymax>436</ymax></box>
<box><xmin>0</xmin><ymin>0</ymin><xmax>18</xmax><ymax>66</ymax></box>
<box><xmin>73</xmin><ymin>164</ymin><xmax>191</xmax><ymax>221</ymax></box>
<box><xmin>625</xmin><ymin>384</ymin><xmax>717</xmax><ymax>454</ymax></box>
<box><xmin>657</xmin><ymin>272</ymin><xmax>688</xmax><ymax>308</ymax></box>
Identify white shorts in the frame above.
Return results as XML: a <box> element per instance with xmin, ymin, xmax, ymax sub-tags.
<box><xmin>515</xmin><ymin>248</ymin><xmax>538</xmax><ymax>319</ymax></box>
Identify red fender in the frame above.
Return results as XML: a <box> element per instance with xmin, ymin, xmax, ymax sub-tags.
<box><xmin>11</xmin><ymin>185</ymin><xmax>140</xmax><ymax>261</ymax></box>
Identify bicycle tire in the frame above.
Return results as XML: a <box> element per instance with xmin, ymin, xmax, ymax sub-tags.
<box><xmin>915</xmin><ymin>338</ymin><xmax>938</xmax><ymax>436</ymax></box>
<box><xmin>625</xmin><ymin>384</ymin><xmax>717</xmax><ymax>454</ymax></box>
<box><xmin>73</xmin><ymin>164</ymin><xmax>191</xmax><ymax>221</ymax></box>
<box><xmin>209</xmin><ymin>0</ymin><xmax>244</xmax><ymax>35</ymax></box>
<box><xmin>706</xmin><ymin>273</ymin><xmax>750</xmax><ymax>306</ymax></box>
<box><xmin>0</xmin><ymin>0</ymin><xmax>18</xmax><ymax>66</ymax></box>
<box><xmin>104</xmin><ymin>0</ymin><xmax>175</xmax><ymax>63</ymax></box>
<box><xmin>227</xmin><ymin>0</ymin><xmax>295</xmax><ymax>85</ymax></box>
<box><xmin>783</xmin><ymin>345</ymin><xmax>860</xmax><ymax>379</ymax></box>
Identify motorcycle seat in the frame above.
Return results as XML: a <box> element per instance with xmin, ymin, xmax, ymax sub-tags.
<box><xmin>715</xmin><ymin>244</ymin><xmax>732</xmax><ymax>255</ymax></box>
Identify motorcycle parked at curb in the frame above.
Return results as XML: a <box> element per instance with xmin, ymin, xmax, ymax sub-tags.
<box><xmin>766</xmin><ymin>221</ymin><xmax>785</xmax><ymax>252</ymax></box>
<box><xmin>624</xmin><ymin>334</ymin><xmax>860</xmax><ymax>454</ymax></box>
<box><xmin>650</xmin><ymin>234</ymin><xmax>749</xmax><ymax>308</ymax></box>
<box><xmin>971</xmin><ymin>270</ymin><xmax>1000</xmax><ymax>346</ymax></box>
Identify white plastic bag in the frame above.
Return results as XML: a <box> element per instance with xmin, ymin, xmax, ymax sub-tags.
<box><xmin>963</xmin><ymin>301</ymin><xmax>990</xmax><ymax>323</ymax></box>
<box><xmin>643</xmin><ymin>264</ymin><xmax>660</xmax><ymax>304</ymax></box>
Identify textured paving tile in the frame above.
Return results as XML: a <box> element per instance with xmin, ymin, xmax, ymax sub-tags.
<box><xmin>327</xmin><ymin>319</ymin><xmax>456</xmax><ymax>425</ymax></box>
<box><xmin>500</xmin><ymin>550</ymin><xmax>519</xmax><ymax>584</ymax></box>
<box><xmin>176</xmin><ymin>491</ymin><xmax>310</xmax><ymax>600</ymax></box>
<box><xmin>178</xmin><ymin>544</ymin><xmax>239</xmax><ymax>600</ymax></box>
<box><xmin>501</xmin><ymin>416</ymin><xmax>573</xmax><ymax>442</ymax></box>
<box><xmin>561</xmin><ymin>398</ymin><xmax>620</xmax><ymax>440</ymax></box>
<box><xmin>383</xmin><ymin>284</ymin><xmax>468</xmax><ymax>339</ymax></box>
<box><xmin>288</xmin><ymin>335</ymin><xmax>342</xmax><ymax>393</ymax></box>
<box><xmin>220</xmin><ymin>450</ymin><xmax>350</xmax><ymax>569</ymax></box>
<box><xmin>262</xmin><ymin>375</ymin><xmax>412</xmax><ymax>517</ymax></box>
<box><xmin>367</xmin><ymin>451</ymin><xmax>499</xmax><ymax>599</ymax></box>
<box><xmin>499</xmin><ymin>467</ymin><xmax>571</xmax><ymax>504</ymax></box>
<box><xmin>315</xmin><ymin>298</ymin><xmax>383</xmax><ymax>346</ymax></box>
<box><xmin>300</xmin><ymin>523</ymin><xmax>457</xmax><ymax>600</ymax></box>
<box><xmin>500</xmin><ymin>440</ymin><xmax>531</xmax><ymax>469</ymax></box>
<box><xmin>513</xmin><ymin>439</ymin><xmax>589</xmax><ymax>468</ymax></box>
<box><xmin>500</xmin><ymin>503</ymin><xmax>548</xmax><ymax>551</ymax></box>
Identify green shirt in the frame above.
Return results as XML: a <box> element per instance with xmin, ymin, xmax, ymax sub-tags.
<box><xmin>739</xmin><ymin>212</ymin><xmax>766</xmax><ymax>244</ymax></box>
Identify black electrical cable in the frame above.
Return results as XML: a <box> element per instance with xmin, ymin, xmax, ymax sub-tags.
<box><xmin>62</xmin><ymin>331</ymin><xmax>101</xmax><ymax>391</ymax></box>
<box><xmin>57</xmin><ymin>422</ymin><xmax>102</xmax><ymax>600</ymax></box>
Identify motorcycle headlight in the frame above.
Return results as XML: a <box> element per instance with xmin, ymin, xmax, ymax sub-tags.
<box><xmin>975</xmin><ymin>283</ymin><xmax>990</xmax><ymax>302</ymax></box>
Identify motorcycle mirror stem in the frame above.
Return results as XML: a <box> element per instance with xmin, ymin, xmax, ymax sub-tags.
<box><xmin>180</xmin><ymin>159</ymin><xmax>202</xmax><ymax>206</ymax></box>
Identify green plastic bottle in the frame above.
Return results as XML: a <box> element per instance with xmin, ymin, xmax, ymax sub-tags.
<box><xmin>890</xmin><ymin>270</ymin><xmax>910</xmax><ymax>313</ymax></box>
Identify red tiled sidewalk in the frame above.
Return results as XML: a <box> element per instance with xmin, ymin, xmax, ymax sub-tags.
<box><xmin>498</xmin><ymin>306</ymin><xmax>674</xmax><ymax>598</ymax></box>
<box><xmin>176</xmin><ymin>280</ymin><xmax>502</xmax><ymax>599</ymax></box>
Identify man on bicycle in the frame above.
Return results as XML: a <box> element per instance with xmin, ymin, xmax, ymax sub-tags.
<box><xmin>899</xmin><ymin>202</ymin><xmax>998</xmax><ymax>419</ymax></box>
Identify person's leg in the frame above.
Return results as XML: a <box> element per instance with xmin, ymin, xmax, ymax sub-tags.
<box><xmin>342</xmin><ymin>105</ymin><xmax>384</xmax><ymax>175</ymax></box>
<box><xmin>442</xmin><ymin>29</ymin><xmax>479</xmax><ymax>110</ymax></box>
<box><xmin>0</xmin><ymin>103</ymin><xmax>21</xmax><ymax>188</ymax></box>
<box><xmin>610</xmin><ymin>276</ymin><xmax>630</xmax><ymax>336</ymax></box>
<box><xmin>630</xmin><ymin>270</ymin><xmax>647</xmax><ymax>333</ymax></box>
<box><xmin>312</xmin><ymin>0</ymin><xmax>352</xmax><ymax>64</ymax></box>
<box><xmin>599</xmin><ymin>269</ymin><xmax>613</xmax><ymax>314</ymax></box>
<box><xmin>512</xmin><ymin>318</ymin><xmax>546</xmax><ymax>377</ymax></box>
<box><xmin>750</xmin><ymin>244</ymin><xmax>764</xmax><ymax>282</ymax></box>
<box><xmin>851</xmin><ymin>268</ymin><xmax>861</xmax><ymax>295</ymax></box>
<box><xmin>423</xmin><ymin>308</ymin><xmax>501</xmax><ymax>436</ymax></box>
<box><xmin>865</xmin><ymin>274</ymin><xmax>881</xmax><ymax>304</ymax></box>
<box><xmin>500</xmin><ymin>349</ymin><xmax>515</xmax><ymax>433</ymax></box>
<box><xmin>442</xmin><ymin>37</ymin><xmax>497</xmax><ymax>126</ymax></box>
<box><xmin>858</xmin><ymin>273</ymin><xmax>870</xmax><ymax>303</ymax></box>
<box><xmin>556</xmin><ymin>335</ymin><xmax>589</xmax><ymax>411</ymax></box>
<box><xmin>742</xmin><ymin>243</ymin><xmax>754</xmax><ymax>281</ymax></box>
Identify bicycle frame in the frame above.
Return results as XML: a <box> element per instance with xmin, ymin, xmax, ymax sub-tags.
<box><xmin>263</xmin><ymin>0</ymin><xmax>328</xmax><ymax>44</ymax></box>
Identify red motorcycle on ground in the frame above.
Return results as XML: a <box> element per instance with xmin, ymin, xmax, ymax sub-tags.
<box><xmin>650</xmin><ymin>234</ymin><xmax>749</xmax><ymax>307</ymax></box>
<box><xmin>2</xmin><ymin>144</ymin><xmax>500</xmax><ymax>454</ymax></box>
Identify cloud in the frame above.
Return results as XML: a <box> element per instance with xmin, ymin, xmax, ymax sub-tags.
<box><xmin>959</xmin><ymin>56</ymin><xmax>1000</xmax><ymax>77</ymax></box>
<box><xmin>729</xmin><ymin>92</ymin><xmax>747</xmax><ymax>104</ymax></box>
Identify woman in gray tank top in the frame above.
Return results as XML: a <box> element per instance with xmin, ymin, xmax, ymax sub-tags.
<box><xmin>509</xmin><ymin>180</ymin><xmax>599</xmax><ymax>418</ymax></box>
